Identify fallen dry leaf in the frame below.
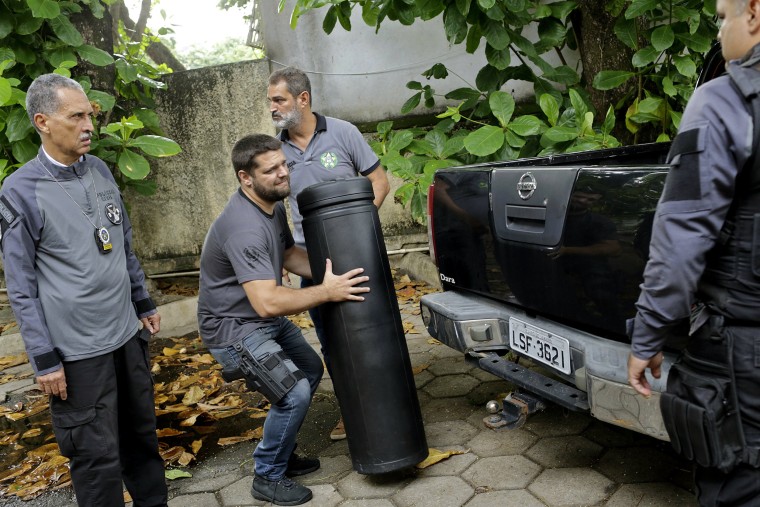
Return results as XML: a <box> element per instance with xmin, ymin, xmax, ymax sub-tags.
<box><xmin>212</xmin><ymin>408</ymin><xmax>244</xmax><ymax>419</ymax></box>
<box><xmin>178</xmin><ymin>451</ymin><xmax>195</xmax><ymax>466</ymax></box>
<box><xmin>217</xmin><ymin>427</ymin><xmax>263</xmax><ymax>446</ymax></box>
<box><xmin>0</xmin><ymin>354</ymin><xmax>28</xmax><ymax>371</ymax></box>
<box><xmin>403</xmin><ymin>320</ymin><xmax>419</xmax><ymax>335</ymax></box>
<box><xmin>415</xmin><ymin>448</ymin><xmax>468</xmax><ymax>469</ymax></box>
<box><xmin>156</xmin><ymin>428</ymin><xmax>187</xmax><ymax>438</ymax></box>
<box><xmin>288</xmin><ymin>313</ymin><xmax>313</xmax><ymax>329</ymax></box>
<box><xmin>22</xmin><ymin>428</ymin><xmax>43</xmax><ymax>439</ymax></box>
<box><xmin>412</xmin><ymin>364</ymin><xmax>430</xmax><ymax>375</ymax></box>
<box><xmin>0</xmin><ymin>322</ymin><xmax>18</xmax><ymax>335</ymax></box>
<box><xmin>159</xmin><ymin>445</ymin><xmax>186</xmax><ymax>464</ymax></box>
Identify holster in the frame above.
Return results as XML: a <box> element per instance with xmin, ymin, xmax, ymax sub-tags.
<box><xmin>660</xmin><ymin>316</ymin><xmax>745</xmax><ymax>472</ymax></box>
<box><xmin>221</xmin><ymin>344</ymin><xmax>305</xmax><ymax>404</ymax></box>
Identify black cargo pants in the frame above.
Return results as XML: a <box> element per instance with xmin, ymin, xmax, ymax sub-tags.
<box><xmin>50</xmin><ymin>330</ymin><xmax>167</xmax><ymax>507</ymax></box>
<box><xmin>695</xmin><ymin>324</ymin><xmax>760</xmax><ymax>507</ymax></box>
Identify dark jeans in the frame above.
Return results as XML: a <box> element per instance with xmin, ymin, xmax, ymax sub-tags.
<box><xmin>50</xmin><ymin>331</ymin><xmax>167</xmax><ymax>507</ymax></box>
<box><xmin>694</xmin><ymin>324</ymin><xmax>760</xmax><ymax>506</ymax></box>
<box><xmin>208</xmin><ymin>318</ymin><xmax>323</xmax><ymax>480</ymax></box>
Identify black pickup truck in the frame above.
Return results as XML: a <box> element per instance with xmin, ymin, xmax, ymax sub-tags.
<box><xmin>418</xmin><ymin>47</ymin><xmax>726</xmax><ymax>440</ymax></box>
<box><xmin>421</xmin><ymin>145</ymin><xmax>672</xmax><ymax>438</ymax></box>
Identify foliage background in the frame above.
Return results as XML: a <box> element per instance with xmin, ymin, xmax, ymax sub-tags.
<box><xmin>0</xmin><ymin>0</ymin><xmax>181</xmax><ymax>192</ymax></box>
<box><xmin>2</xmin><ymin>0</ymin><xmax>721</xmax><ymax>217</ymax></box>
<box><xmin>275</xmin><ymin>0</ymin><xmax>718</xmax><ymax>222</ymax></box>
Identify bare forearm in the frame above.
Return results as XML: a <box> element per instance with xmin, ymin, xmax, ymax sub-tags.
<box><xmin>372</xmin><ymin>183</ymin><xmax>390</xmax><ymax>207</ymax></box>
<box><xmin>368</xmin><ymin>167</ymin><xmax>390</xmax><ymax>208</ymax></box>
<box><xmin>255</xmin><ymin>284</ymin><xmax>329</xmax><ymax>317</ymax></box>
<box><xmin>244</xmin><ymin>259</ymin><xmax>369</xmax><ymax>318</ymax></box>
<box><xmin>284</xmin><ymin>247</ymin><xmax>312</xmax><ymax>279</ymax></box>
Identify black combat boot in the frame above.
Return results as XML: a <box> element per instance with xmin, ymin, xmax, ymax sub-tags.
<box><xmin>251</xmin><ymin>474</ymin><xmax>312</xmax><ymax>506</ymax></box>
<box><xmin>286</xmin><ymin>444</ymin><xmax>321</xmax><ymax>477</ymax></box>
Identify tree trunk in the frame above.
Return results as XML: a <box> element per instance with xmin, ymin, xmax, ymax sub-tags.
<box><xmin>573</xmin><ymin>0</ymin><xmax>636</xmax><ymax>142</ymax></box>
<box><xmin>110</xmin><ymin>1</ymin><xmax>187</xmax><ymax>72</ymax></box>
<box><xmin>70</xmin><ymin>9</ymin><xmax>116</xmax><ymax>94</ymax></box>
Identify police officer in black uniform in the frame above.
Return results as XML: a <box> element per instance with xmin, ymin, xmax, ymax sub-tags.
<box><xmin>628</xmin><ymin>0</ymin><xmax>760</xmax><ymax>504</ymax></box>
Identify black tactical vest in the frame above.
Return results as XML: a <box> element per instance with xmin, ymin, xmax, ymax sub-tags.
<box><xmin>698</xmin><ymin>60</ymin><xmax>760</xmax><ymax>321</ymax></box>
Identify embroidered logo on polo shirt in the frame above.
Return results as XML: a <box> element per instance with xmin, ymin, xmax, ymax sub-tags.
<box><xmin>320</xmin><ymin>152</ymin><xmax>338</xmax><ymax>169</ymax></box>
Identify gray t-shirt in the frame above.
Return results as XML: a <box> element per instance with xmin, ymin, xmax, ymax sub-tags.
<box><xmin>198</xmin><ymin>189</ymin><xmax>295</xmax><ymax>348</ymax></box>
<box><xmin>278</xmin><ymin>113</ymin><xmax>380</xmax><ymax>248</ymax></box>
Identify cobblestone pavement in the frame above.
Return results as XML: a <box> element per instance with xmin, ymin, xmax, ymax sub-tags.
<box><xmin>2</xmin><ymin>298</ymin><xmax>698</xmax><ymax>507</ymax></box>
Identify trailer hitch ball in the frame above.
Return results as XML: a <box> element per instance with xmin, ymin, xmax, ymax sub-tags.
<box><xmin>483</xmin><ymin>392</ymin><xmax>546</xmax><ymax>430</ymax></box>
<box><xmin>486</xmin><ymin>400</ymin><xmax>500</xmax><ymax>414</ymax></box>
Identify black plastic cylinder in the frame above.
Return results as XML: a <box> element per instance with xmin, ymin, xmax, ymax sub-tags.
<box><xmin>297</xmin><ymin>177</ymin><xmax>428</xmax><ymax>474</ymax></box>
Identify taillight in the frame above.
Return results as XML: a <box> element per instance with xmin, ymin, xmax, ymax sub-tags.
<box><xmin>426</xmin><ymin>183</ymin><xmax>437</xmax><ymax>266</ymax></box>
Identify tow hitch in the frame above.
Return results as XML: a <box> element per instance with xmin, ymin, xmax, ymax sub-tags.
<box><xmin>484</xmin><ymin>392</ymin><xmax>546</xmax><ymax>430</ymax></box>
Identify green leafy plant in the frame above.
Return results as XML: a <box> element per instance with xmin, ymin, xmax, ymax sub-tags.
<box><xmin>373</xmin><ymin>89</ymin><xmax>619</xmax><ymax>222</ymax></box>
<box><xmin>0</xmin><ymin>0</ymin><xmax>182</xmax><ymax>193</ymax></box>
<box><xmin>279</xmin><ymin>0</ymin><xmax>717</xmax><ymax>223</ymax></box>
<box><xmin>594</xmin><ymin>0</ymin><xmax>716</xmax><ymax>142</ymax></box>
<box><xmin>94</xmin><ymin>114</ymin><xmax>181</xmax><ymax>195</ymax></box>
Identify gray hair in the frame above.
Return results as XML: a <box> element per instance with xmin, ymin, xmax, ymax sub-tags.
<box><xmin>231</xmin><ymin>134</ymin><xmax>283</xmax><ymax>181</ymax></box>
<box><xmin>732</xmin><ymin>0</ymin><xmax>749</xmax><ymax>13</ymax></box>
<box><xmin>26</xmin><ymin>74</ymin><xmax>85</xmax><ymax>132</ymax></box>
<box><xmin>268</xmin><ymin>67</ymin><xmax>312</xmax><ymax>106</ymax></box>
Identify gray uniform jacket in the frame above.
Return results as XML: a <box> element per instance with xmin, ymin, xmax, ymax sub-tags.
<box><xmin>0</xmin><ymin>150</ymin><xmax>155</xmax><ymax>376</ymax></box>
<box><xmin>630</xmin><ymin>52</ymin><xmax>757</xmax><ymax>360</ymax></box>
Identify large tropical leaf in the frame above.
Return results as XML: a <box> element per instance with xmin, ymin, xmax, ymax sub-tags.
<box><xmin>118</xmin><ymin>149</ymin><xmax>150</xmax><ymax>179</ymax></box>
<box><xmin>129</xmin><ymin>135</ymin><xmax>182</xmax><ymax>157</ymax></box>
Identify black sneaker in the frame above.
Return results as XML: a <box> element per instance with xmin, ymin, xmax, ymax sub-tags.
<box><xmin>251</xmin><ymin>474</ymin><xmax>312</xmax><ymax>506</ymax></box>
<box><xmin>286</xmin><ymin>451</ymin><xmax>321</xmax><ymax>477</ymax></box>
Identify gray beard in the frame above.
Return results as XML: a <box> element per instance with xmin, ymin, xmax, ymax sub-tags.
<box><xmin>272</xmin><ymin>107</ymin><xmax>302</xmax><ymax>130</ymax></box>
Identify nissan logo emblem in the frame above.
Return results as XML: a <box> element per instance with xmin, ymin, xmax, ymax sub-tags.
<box><xmin>517</xmin><ymin>172</ymin><xmax>537</xmax><ymax>200</ymax></box>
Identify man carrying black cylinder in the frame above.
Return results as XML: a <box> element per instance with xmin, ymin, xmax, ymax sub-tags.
<box><xmin>197</xmin><ymin>134</ymin><xmax>369</xmax><ymax>505</ymax></box>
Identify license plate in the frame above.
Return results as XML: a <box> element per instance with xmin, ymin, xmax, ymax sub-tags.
<box><xmin>509</xmin><ymin>318</ymin><xmax>571</xmax><ymax>374</ymax></box>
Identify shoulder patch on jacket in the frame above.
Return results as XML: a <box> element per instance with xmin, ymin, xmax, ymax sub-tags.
<box><xmin>662</xmin><ymin>127</ymin><xmax>704</xmax><ymax>203</ymax></box>
<box><xmin>0</xmin><ymin>195</ymin><xmax>19</xmax><ymax>242</ymax></box>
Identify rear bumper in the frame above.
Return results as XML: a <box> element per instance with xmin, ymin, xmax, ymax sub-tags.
<box><xmin>420</xmin><ymin>290</ymin><xmax>671</xmax><ymax>440</ymax></box>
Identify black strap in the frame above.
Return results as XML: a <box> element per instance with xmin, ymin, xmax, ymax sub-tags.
<box><xmin>273</xmin><ymin>351</ymin><xmax>306</xmax><ymax>380</ymax></box>
<box><xmin>34</xmin><ymin>349</ymin><xmax>62</xmax><ymax>371</ymax></box>
<box><xmin>133</xmin><ymin>297</ymin><xmax>156</xmax><ymax>316</ymax></box>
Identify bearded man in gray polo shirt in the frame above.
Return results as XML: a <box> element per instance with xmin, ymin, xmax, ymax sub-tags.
<box><xmin>198</xmin><ymin>134</ymin><xmax>369</xmax><ymax>506</ymax></box>
<box><xmin>267</xmin><ymin>67</ymin><xmax>390</xmax><ymax>440</ymax></box>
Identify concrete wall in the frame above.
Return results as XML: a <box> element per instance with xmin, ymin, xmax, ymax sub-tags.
<box><xmin>127</xmin><ymin>59</ymin><xmax>275</xmax><ymax>274</ymax></box>
<box><xmin>125</xmin><ymin>58</ymin><xmax>421</xmax><ymax>275</ymax></box>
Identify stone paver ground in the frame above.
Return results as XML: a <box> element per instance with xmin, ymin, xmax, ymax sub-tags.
<box><xmin>1</xmin><ymin>299</ymin><xmax>697</xmax><ymax>507</ymax></box>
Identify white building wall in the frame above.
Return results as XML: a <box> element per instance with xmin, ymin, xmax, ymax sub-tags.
<box><xmin>259</xmin><ymin>1</ymin><xmax>573</xmax><ymax>123</ymax></box>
